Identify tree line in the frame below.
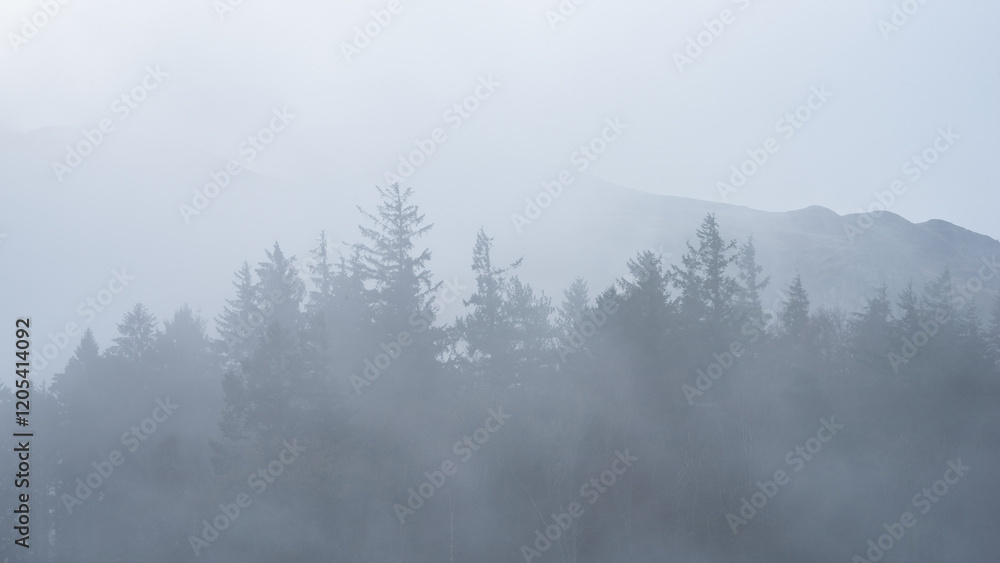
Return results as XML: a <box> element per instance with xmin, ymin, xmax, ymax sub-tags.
<box><xmin>4</xmin><ymin>184</ymin><xmax>999</xmax><ymax>562</ymax></box>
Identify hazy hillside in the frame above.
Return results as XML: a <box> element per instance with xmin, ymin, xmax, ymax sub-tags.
<box><xmin>506</xmin><ymin>176</ymin><xmax>1000</xmax><ymax>316</ymax></box>
<box><xmin>3</xmin><ymin>124</ymin><xmax>997</xmax><ymax>360</ymax></box>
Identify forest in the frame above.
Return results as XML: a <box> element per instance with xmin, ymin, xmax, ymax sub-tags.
<box><xmin>3</xmin><ymin>184</ymin><xmax>999</xmax><ymax>562</ymax></box>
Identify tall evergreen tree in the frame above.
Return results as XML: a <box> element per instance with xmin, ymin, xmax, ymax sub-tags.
<box><xmin>735</xmin><ymin>235</ymin><xmax>769</xmax><ymax>328</ymax></box>
<box><xmin>500</xmin><ymin>275</ymin><xmax>555</xmax><ymax>384</ymax></box>
<box><xmin>954</xmin><ymin>302</ymin><xmax>991</xmax><ymax>383</ymax></box>
<box><xmin>355</xmin><ymin>184</ymin><xmax>441</xmax><ymax>330</ymax></box>
<box><xmin>454</xmin><ymin>229</ymin><xmax>553</xmax><ymax>389</ymax></box>
<box><xmin>63</xmin><ymin>328</ymin><xmax>99</xmax><ymax>381</ymax></box>
<box><xmin>922</xmin><ymin>269</ymin><xmax>958</xmax><ymax>325</ymax></box>
<box><xmin>894</xmin><ymin>281</ymin><xmax>921</xmax><ymax>340</ymax></box>
<box><xmin>671</xmin><ymin>214</ymin><xmax>739</xmax><ymax>336</ymax></box>
<box><xmin>255</xmin><ymin>241</ymin><xmax>306</xmax><ymax>332</ymax></box>
<box><xmin>850</xmin><ymin>284</ymin><xmax>893</xmax><ymax>370</ymax></box>
<box><xmin>779</xmin><ymin>275</ymin><xmax>811</xmax><ymax>336</ymax></box>
<box><xmin>350</xmin><ymin>184</ymin><xmax>446</xmax><ymax>410</ymax></box>
<box><xmin>615</xmin><ymin>250</ymin><xmax>675</xmax><ymax>382</ymax></box>
<box><xmin>988</xmin><ymin>294</ymin><xmax>1000</xmax><ymax>370</ymax></box>
<box><xmin>216</xmin><ymin>262</ymin><xmax>261</xmax><ymax>359</ymax></box>
<box><xmin>305</xmin><ymin>231</ymin><xmax>337</xmax><ymax>317</ymax></box>
<box><xmin>557</xmin><ymin>277</ymin><xmax>591</xmax><ymax>337</ymax></box>
<box><xmin>454</xmin><ymin>229</ymin><xmax>519</xmax><ymax>373</ymax></box>
<box><xmin>108</xmin><ymin>303</ymin><xmax>159</xmax><ymax>363</ymax></box>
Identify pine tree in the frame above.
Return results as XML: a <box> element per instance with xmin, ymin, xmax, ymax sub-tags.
<box><xmin>954</xmin><ymin>302</ymin><xmax>991</xmax><ymax>379</ymax></box>
<box><xmin>557</xmin><ymin>277</ymin><xmax>591</xmax><ymax>337</ymax></box>
<box><xmin>350</xmin><ymin>184</ymin><xmax>444</xmax><ymax>403</ymax></box>
<box><xmin>255</xmin><ymin>241</ymin><xmax>306</xmax><ymax>332</ymax></box>
<box><xmin>894</xmin><ymin>281</ymin><xmax>921</xmax><ymax>341</ymax></box>
<box><xmin>615</xmin><ymin>250</ymin><xmax>675</xmax><ymax>380</ymax></box>
<box><xmin>109</xmin><ymin>303</ymin><xmax>159</xmax><ymax>363</ymax></box>
<box><xmin>779</xmin><ymin>275</ymin><xmax>811</xmax><ymax>336</ymax></box>
<box><xmin>850</xmin><ymin>284</ymin><xmax>893</xmax><ymax>370</ymax></box>
<box><xmin>922</xmin><ymin>269</ymin><xmax>958</xmax><ymax>325</ymax></box>
<box><xmin>671</xmin><ymin>214</ymin><xmax>739</xmax><ymax>335</ymax></box>
<box><xmin>161</xmin><ymin>305</ymin><xmax>210</xmax><ymax>359</ymax></box>
<box><xmin>229</xmin><ymin>324</ymin><xmax>309</xmax><ymax>441</ymax></box>
<box><xmin>216</xmin><ymin>262</ymin><xmax>261</xmax><ymax>359</ymax></box>
<box><xmin>500</xmin><ymin>275</ymin><xmax>555</xmax><ymax>384</ymax></box>
<box><xmin>455</xmin><ymin>229</ymin><xmax>519</xmax><ymax>369</ymax></box>
<box><xmin>988</xmin><ymin>295</ymin><xmax>1000</xmax><ymax>370</ymax></box>
<box><xmin>454</xmin><ymin>229</ymin><xmax>553</xmax><ymax>389</ymax></box>
<box><xmin>66</xmin><ymin>328</ymin><xmax>99</xmax><ymax>375</ymax></box>
<box><xmin>735</xmin><ymin>236</ymin><xmax>769</xmax><ymax>328</ymax></box>
<box><xmin>305</xmin><ymin>231</ymin><xmax>337</xmax><ymax>317</ymax></box>
<box><xmin>916</xmin><ymin>269</ymin><xmax>962</xmax><ymax>365</ymax></box>
<box><xmin>355</xmin><ymin>184</ymin><xmax>440</xmax><ymax>330</ymax></box>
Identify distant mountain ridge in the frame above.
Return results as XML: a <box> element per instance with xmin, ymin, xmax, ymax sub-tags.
<box><xmin>504</xmin><ymin>176</ymin><xmax>1000</xmax><ymax>316</ymax></box>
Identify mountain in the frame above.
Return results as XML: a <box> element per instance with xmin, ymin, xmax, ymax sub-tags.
<box><xmin>3</xmin><ymin>124</ymin><xmax>997</xmax><ymax>377</ymax></box>
<box><xmin>498</xmin><ymin>176</ymin><xmax>1000</xmax><ymax>316</ymax></box>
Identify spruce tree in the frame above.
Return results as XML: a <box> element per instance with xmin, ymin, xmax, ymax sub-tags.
<box><xmin>109</xmin><ymin>303</ymin><xmax>159</xmax><ymax>363</ymax></box>
<box><xmin>355</xmin><ymin>184</ymin><xmax>441</xmax><ymax>330</ymax></box>
<box><xmin>454</xmin><ymin>229</ymin><xmax>519</xmax><ymax>373</ymax></box>
<box><xmin>894</xmin><ymin>281</ymin><xmax>921</xmax><ymax>341</ymax></box>
<box><xmin>671</xmin><ymin>214</ymin><xmax>739</xmax><ymax>335</ymax></box>
<box><xmin>215</xmin><ymin>262</ymin><xmax>261</xmax><ymax>359</ymax></box>
<box><xmin>779</xmin><ymin>275</ymin><xmax>811</xmax><ymax>336</ymax></box>
<box><xmin>988</xmin><ymin>295</ymin><xmax>1000</xmax><ymax>370</ymax></box>
<box><xmin>305</xmin><ymin>231</ymin><xmax>337</xmax><ymax>317</ymax></box>
<box><xmin>557</xmin><ymin>277</ymin><xmax>591</xmax><ymax>337</ymax></box>
<box><xmin>351</xmin><ymin>184</ymin><xmax>444</xmax><ymax>403</ymax></box>
<box><xmin>616</xmin><ymin>250</ymin><xmax>674</xmax><ymax>380</ymax></box>
<box><xmin>255</xmin><ymin>241</ymin><xmax>306</xmax><ymax>332</ymax></box>
<box><xmin>454</xmin><ymin>229</ymin><xmax>552</xmax><ymax>389</ymax></box>
<box><xmin>735</xmin><ymin>235</ymin><xmax>769</xmax><ymax>328</ymax></box>
<box><xmin>850</xmin><ymin>284</ymin><xmax>893</xmax><ymax>370</ymax></box>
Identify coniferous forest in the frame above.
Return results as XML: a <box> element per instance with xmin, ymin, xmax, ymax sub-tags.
<box><xmin>3</xmin><ymin>184</ymin><xmax>1000</xmax><ymax>562</ymax></box>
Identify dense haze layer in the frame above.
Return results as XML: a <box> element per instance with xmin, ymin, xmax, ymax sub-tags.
<box><xmin>1</xmin><ymin>1</ymin><xmax>998</xmax><ymax>562</ymax></box>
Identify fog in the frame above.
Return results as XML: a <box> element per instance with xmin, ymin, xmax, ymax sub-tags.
<box><xmin>1</xmin><ymin>0</ymin><xmax>999</xmax><ymax>561</ymax></box>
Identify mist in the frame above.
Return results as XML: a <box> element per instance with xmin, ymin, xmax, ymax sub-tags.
<box><xmin>2</xmin><ymin>0</ymin><xmax>999</xmax><ymax>561</ymax></box>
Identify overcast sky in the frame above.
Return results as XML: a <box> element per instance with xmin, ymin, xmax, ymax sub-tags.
<box><xmin>2</xmin><ymin>0</ymin><xmax>997</xmax><ymax>382</ymax></box>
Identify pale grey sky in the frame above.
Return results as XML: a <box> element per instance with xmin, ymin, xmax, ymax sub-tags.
<box><xmin>1</xmin><ymin>0</ymin><xmax>997</xmax><ymax>380</ymax></box>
